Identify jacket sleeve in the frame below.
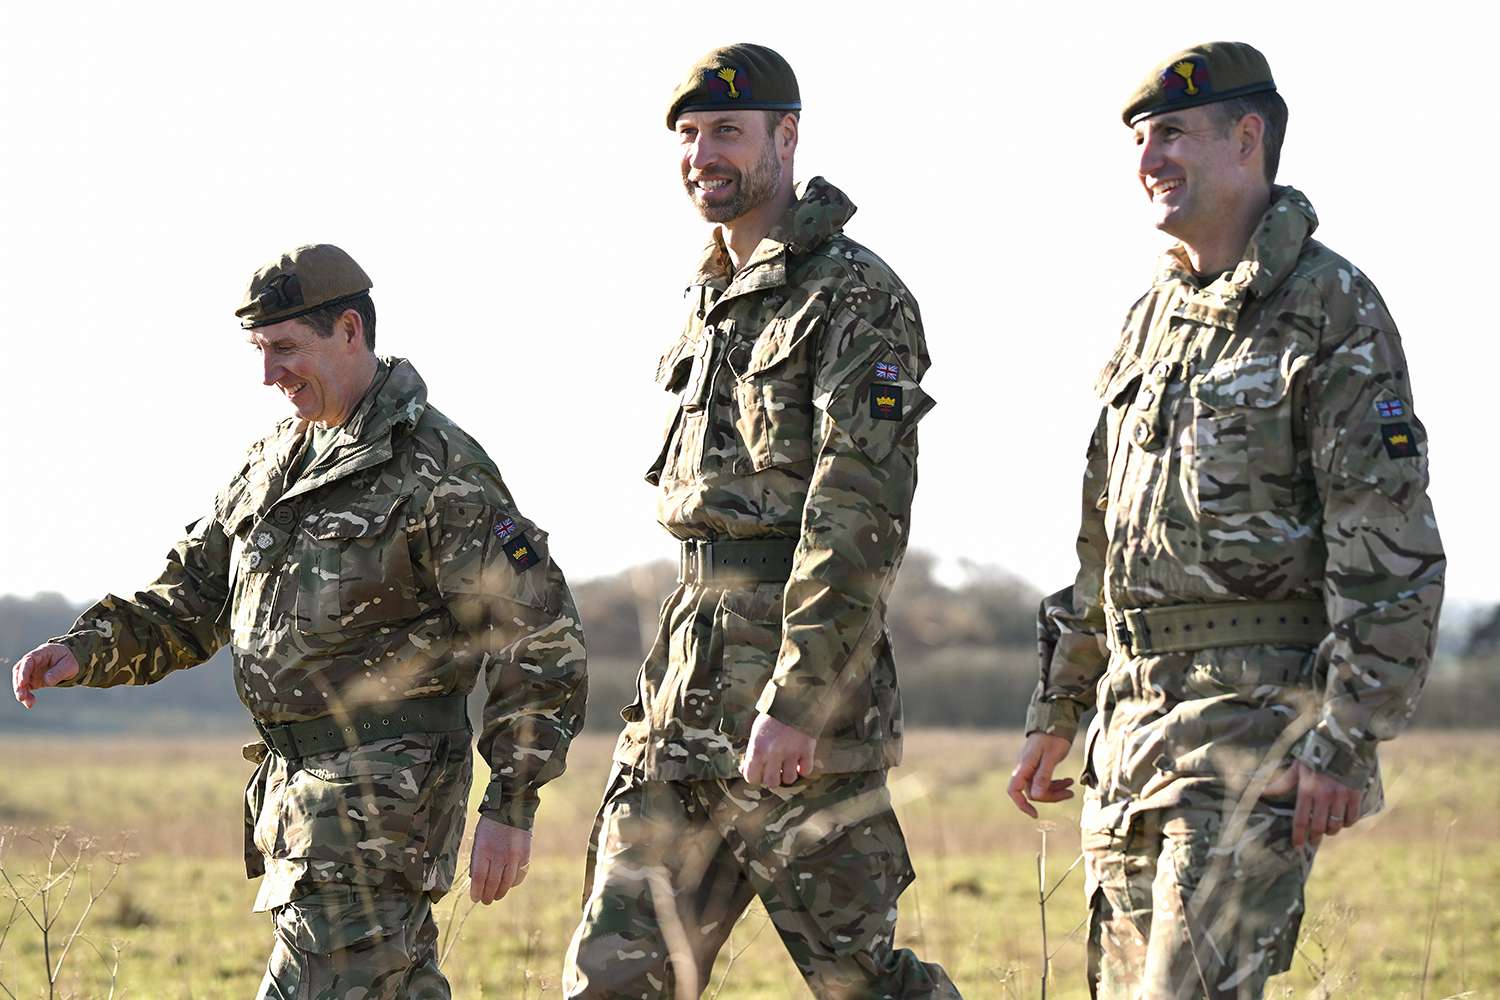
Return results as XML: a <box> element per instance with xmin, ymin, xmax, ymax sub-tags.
<box><xmin>1299</xmin><ymin>308</ymin><xmax>1445</xmax><ymax>790</ymax></box>
<box><xmin>427</xmin><ymin>469</ymin><xmax>587</xmax><ymax>832</ymax></box>
<box><xmin>1024</xmin><ymin>412</ymin><xmax>1111</xmax><ymax>741</ymax></box>
<box><xmin>755</xmin><ymin>288</ymin><xmax>935</xmax><ymax>734</ymax></box>
<box><xmin>51</xmin><ymin>511</ymin><xmax>233</xmax><ymax>687</ymax></box>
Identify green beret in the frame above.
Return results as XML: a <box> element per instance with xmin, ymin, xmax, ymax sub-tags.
<box><xmin>1121</xmin><ymin>41</ymin><xmax>1276</xmax><ymax>127</ymax></box>
<box><xmin>665</xmin><ymin>42</ymin><xmax>801</xmax><ymax>130</ymax></box>
<box><xmin>236</xmin><ymin>244</ymin><xmax>373</xmax><ymax>329</ymax></box>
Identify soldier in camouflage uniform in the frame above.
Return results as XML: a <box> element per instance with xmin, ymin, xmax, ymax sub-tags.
<box><xmin>12</xmin><ymin>244</ymin><xmax>588</xmax><ymax>999</ymax></box>
<box><xmin>1007</xmin><ymin>43</ymin><xmax>1445</xmax><ymax>998</ymax></box>
<box><xmin>562</xmin><ymin>44</ymin><xmax>961</xmax><ymax>999</ymax></box>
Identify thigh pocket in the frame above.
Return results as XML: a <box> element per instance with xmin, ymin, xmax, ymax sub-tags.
<box><xmin>783</xmin><ymin>776</ymin><xmax>914</xmax><ymax>956</ymax></box>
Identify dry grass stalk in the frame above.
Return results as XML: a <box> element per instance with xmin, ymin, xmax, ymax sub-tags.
<box><xmin>0</xmin><ymin>827</ymin><xmax>133</xmax><ymax>1000</ymax></box>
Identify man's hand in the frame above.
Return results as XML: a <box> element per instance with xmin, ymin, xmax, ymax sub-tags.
<box><xmin>741</xmin><ymin>713</ymin><xmax>816</xmax><ymax>788</ymax></box>
<box><xmin>1007</xmin><ymin>732</ymin><xmax>1075</xmax><ymax>819</ymax></box>
<box><xmin>469</xmin><ymin>816</ymin><xmax>532</xmax><ymax>904</ymax></box>
<box><xmin>1262</xmin><ymin>761</ymin><xmax>1362</xmax><ymax>849</ymax></box>
<box><xmin>12</xmin><ymin>643</ymin><xmax>79</xmax><ymax>709</ymax></box>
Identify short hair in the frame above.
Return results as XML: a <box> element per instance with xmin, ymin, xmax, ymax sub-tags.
<box><xmin>764</xmin><ymin>109</ymin><xmax>799</xmax><ymax>137</ymax></box>
<box><xmin>1212</xmin><ymin>90</ymin><xmax>1288</xmax><ymax>184</ymax></box>
<box><xmin>298</xmin><ymin>292</ymin><xmax>377</xmax><ymax>350</ymax></box>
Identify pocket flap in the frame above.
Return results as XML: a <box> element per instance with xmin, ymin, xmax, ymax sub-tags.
<box><xmin>1094</xmin><ymin>353</ymin><xmax>1144</xmax><ymax>405</ymax></box>
<box><xmin>739</xmin><ymin>319</ymin><xmax>805</xmax><ymax>379</ymax></box>
<box><xmin>1192</xmin><ymin>354</ymin><xmax>1300</xmax><ymax>412</ymax></box>
<box><xmin>656</xmin><ymin>333</ymin><xmax>698</xmax><ymax>392</ymax></box>
<box><xmin>305</xmin><ymin>494</ymin><xmax>412</xmax><ymax>541</ymax></box>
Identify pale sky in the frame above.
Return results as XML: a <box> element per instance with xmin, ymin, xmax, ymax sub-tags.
<box><xmin>1</xmin><ymin>1</ymin><xmax>1494</xmax><ymax>609</ymax></box>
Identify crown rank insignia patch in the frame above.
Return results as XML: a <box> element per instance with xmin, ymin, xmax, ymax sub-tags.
<box><xmin>1380</xmin><ymin>422</ymin><xmax>1419</xmax><ymax>459</ymax></box>
<box><xmin>503</xmin><ymin>532</ymin><xmax>541</xmax><ymax>571</ymax></box>
<box><xmin>870</xmin><ymin>384</ymin><xmax>904</xmax><ymax>421</ymax></box>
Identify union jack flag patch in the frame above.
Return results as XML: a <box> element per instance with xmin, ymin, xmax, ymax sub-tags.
<box><xmin>493</xmin><ymin>516</ymin><xmax>519</xmax><ymax>541</ymax></box>
<box><xmin>874</xmin><ymin>362</ymin><xmax>900</xmax><ymax>382</ymax></box>
<box><xmin>1375</xmin><ymin>398</ymin><xmax>1405</xmax><ymax>419</ymax></box>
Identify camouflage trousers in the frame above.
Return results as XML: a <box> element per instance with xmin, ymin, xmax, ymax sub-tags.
<box><xmin>562</xmin><ymin>765</ymin><xmax>962</xmax><ymax>999</ymax></box>
<box><xmin>1083</xmin><ymin>804</ymin><xmax>1317</xmax><ymax>1000</ymax></box>
<box><xmin>256</xmin><ymin>885</ymin><xmax>449</xmax><ymax>1000</ymax></box>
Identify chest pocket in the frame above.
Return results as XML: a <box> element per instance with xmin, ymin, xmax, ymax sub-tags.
<box><xmin>1094</xmin><ymin>349</ymin><xmax>1144</xmax><ymax>486</ymax></box>
<box><xmin>646</xmin><ymin>328</ymin><xmax>715</xmax><ymax>485</ymax></box>
<box><xmin>731</xmin><ymin>320</ymin><xmax>815</xmax><ymax>473</ymax></box>
<box><xmin>296</xmin><ymin>494</ymin><xmax>423</xmax><ymax>633</ymax></box>
<box><xmin>1187</xmin><ymin>353</ymin><xmax>1305</xmax><ymax>515</ymax></box>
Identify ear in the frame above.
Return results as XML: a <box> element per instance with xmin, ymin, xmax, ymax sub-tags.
<box><xmin>779</xmin><ymin>113</ymin><xmax>799</xmax><ymax>159</ymax></box>
<box><xmin>1237</xmin><ymin>112</ymin><xmax>1265</xmax><ymax>166</ymax></box>
<box><xmin>339</xmin><ymin>308</ymin><xmax>365</xmax><ymax>350</ymax></box>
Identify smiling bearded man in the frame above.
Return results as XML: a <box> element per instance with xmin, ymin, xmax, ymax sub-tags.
<box><xmin>562</xmin><ymin>42</ymin><xmax>963</xmax><ymax>1000</ymax></box>
<box><xmin>12</xmin><ymin>244</ymin><xmax>589</xmax><ymax>999</ymax></box>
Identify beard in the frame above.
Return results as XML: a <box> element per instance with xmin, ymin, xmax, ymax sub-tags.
<box><xmin>684</xmin><ymin>140</ymin><xmax>783</xmax><ymax>224</ymax></box>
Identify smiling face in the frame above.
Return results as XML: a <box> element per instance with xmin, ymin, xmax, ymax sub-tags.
<box><xmin>1134</xmin><ymin>104</ymin><xmax>1254</xmax><ymax>244</ymax></box>
<box><xmin>676</xmin><ymin>109</ymin><xmax>788</xmax><ymax>224</ymax></box>
<box><xmin>248</xmin><ymin>312</ymin><xmax>374</xmax><ymax>427</ymax></box>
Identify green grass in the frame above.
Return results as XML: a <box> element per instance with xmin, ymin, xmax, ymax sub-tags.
<box><xmin>0</xmin><ymin>730</ymin><xmax>1493</xmax><ymax>998</ymax></box>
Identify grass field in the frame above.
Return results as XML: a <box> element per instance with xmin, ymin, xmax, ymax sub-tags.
<box><xmin>0</xmin><ymin>729</ymin><xmax>1494</xmax><ymax>998</ymax></box>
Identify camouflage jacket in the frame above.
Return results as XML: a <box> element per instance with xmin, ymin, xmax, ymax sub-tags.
<box><xmin>1026</xmin><ymin>188</ymin><xmax>1444</xmax><ymax>824</ymax></box>
<box><xmin>55</xmin><ymin>358</ymin><xmax>587</xmax><ymax>841</ymax></box>
<box><xmin>615</xmin><ymin>177</ymin><xmax>935</xmax><ymax>780</ymax></box>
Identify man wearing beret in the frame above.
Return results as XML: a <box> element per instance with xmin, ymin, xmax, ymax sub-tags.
<box><xmin>1008</xmin><ymin>42</ymin><xmax>1444</xmax><ymax>998</ymax></box>
<box><xmin>12</xmin><ymin>244</ymin><xmax>589</xmax><ymax>998</ymax></box>
<box><xmin>562</xmin><ymin>43</ymin><xmax>961</xmax><ymax>999</ymax></box>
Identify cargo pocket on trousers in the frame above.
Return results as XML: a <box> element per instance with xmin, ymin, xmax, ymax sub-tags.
<box><xmin>783</xmin><ymin>776</ymin><xmax>913</xmax><ymax>956</ymax></box>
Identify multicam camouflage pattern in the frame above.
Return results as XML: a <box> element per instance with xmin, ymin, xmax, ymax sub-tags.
<box><xmin>54</xmin><ymin>359</ymin><xmax>587</xmax><ymax>908</ymax></box>
<box><xmin>617</xmin><ymin>176</ymin><xmax>934</xmax><ymax>781</ymax></box>
<box><xmin>1084</xmin><ymin>805</ymin><xmax>1315</xmax><ymax>999</ymax></box>
<box><xmin>1026</xmin><ymin>186</ymin><xmax>1445</xmax><ymax>828</ymax></box>
<box><xmin>258</xmin><ymin>885</ymin><xmax>448</xmax><ymax>999</ymax></box>
<box><xmin>563</xmin><ymin>767</ymin><xmax>960</xmax><ymax>999</ymax></box>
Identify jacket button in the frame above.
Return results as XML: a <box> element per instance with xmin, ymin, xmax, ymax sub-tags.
<box><xmin>272</xmin><ymin>507</ymin><xmax>294</xmax><ymax>526</ymax></box>
<box><xmin>1133</xmin><ymin>421</ymin><xmax>1151</xmax><ymax>444</ymax></box>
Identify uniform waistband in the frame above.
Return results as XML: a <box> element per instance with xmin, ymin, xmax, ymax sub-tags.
<box><xmin>677</xmin><ymin>537</ymin><xmax>798</xmax><ymax>586</ymax></box>
<box><xmin>253</xmin><ymin>693</ymin><xmax>470</xmax><ymax>760</ymax></box>
<box><xmin>1105</xmin><ymin>599</ymin><xmax>1329</xmax><ymax>656</ymax></box>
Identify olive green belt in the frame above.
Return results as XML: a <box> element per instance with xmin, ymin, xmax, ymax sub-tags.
<box><xmin>1105</xmin><ymin>600</ymin><xmax>1329</xmax><ymax>655</ymax></box>
<box><xmin>252</xmin><ymin>693</ymin><xmax>469</xmax><ymax>759</ymax></box>
<box><xmin>678</xmin><ymin>538</ymin><xmax>798</xmax><ymax>585</ymax></box>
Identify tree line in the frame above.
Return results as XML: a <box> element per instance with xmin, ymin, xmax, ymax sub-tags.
<box><xmin>2</xmin><ymin>554</ymin><xmax>1494</xmax><ymax>735</ymax></box>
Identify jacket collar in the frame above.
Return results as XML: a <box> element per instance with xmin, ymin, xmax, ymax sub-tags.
<box><xmin>689</xmin><ymin>176</ymin><xmax>857</xmax><ymax>300</ymax></box>
<box><xmin>1157</xmin><ymin>185</ymin><xmax>1319</xmax><ymax>330</ymax></box>
<box><xmin>276</xmin><ymin>356</ymin><xmax>427</xmax><ymax>503</ymax></box>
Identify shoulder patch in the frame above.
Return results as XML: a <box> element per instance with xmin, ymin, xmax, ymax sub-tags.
<box><xmin>1380</xmin><ymin>422</ymin><xmax>1419</xmax><ymax>459</ymax></box>
<box><xmin>869</xmin><ymin>384</ymin><xmax>904</xmax><ymax>421</ymax></box>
